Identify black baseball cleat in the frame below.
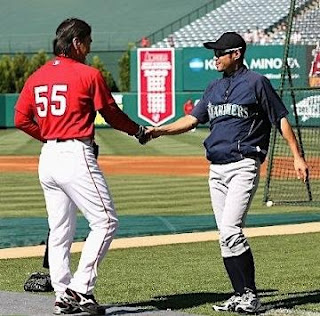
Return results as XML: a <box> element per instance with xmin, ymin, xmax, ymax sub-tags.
<box><xmin>62</xmin><ymin>288</ymin><xmax>105</xmax><ymax>315</ymax></box>
<box><xmin>53</xmin><ymin>300</ymin><xmax>82</xmax><ymax>315</ymax></box>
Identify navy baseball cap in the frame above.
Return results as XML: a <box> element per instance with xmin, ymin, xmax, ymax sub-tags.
<box><xmin>203</xmin><ymin>32</ymin><xmax>246</xmax><ymax>51</ymax></box>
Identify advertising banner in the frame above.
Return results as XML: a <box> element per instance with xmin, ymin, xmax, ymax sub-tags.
<box><xmin>307</xmin><ymin>43</ymin><xmax>320</xmax><ymax>88</ymax></box>
<box><xmin>183</xmin><ymin>45</ymin><xmax>308</xmax><ymax>91</ymax></box>
<box><xmin>137</xmin><ymin>48</ymin><xmax>175</xmax><ymax>126</ymax></box>
<box><xmin>284</xmin><ymin>90</ymin><xmax>320</xmax><ymax>127</ymax></box>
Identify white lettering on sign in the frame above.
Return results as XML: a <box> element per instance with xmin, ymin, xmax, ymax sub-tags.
<box><xmin>294</xmin><ymin>95</ymin><xmax>320</xmax><ymax>122</ymax></box>
<box><xmin>144</xmin><ymin>52</ymin><xmax>169</xmax><ymax>62</ymax></box>
<box><xmin>204</xmin><ymin>59</ymin><xmax>217</xmax><ymax>70</ymax></box>
<box><xmin>250</xmin><ymin>58</ymin><xmax>300</xmax><ymax>69</ymax></box>
<box><xmin>203</xmin><ymin>58</ymin><xmax>300</xmax><ymax>71</ymax></box>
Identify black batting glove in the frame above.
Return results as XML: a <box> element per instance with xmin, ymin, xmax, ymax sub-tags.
<box><xmin>135</xmin><ymin>125</ymin><xmax>150</xmax><ymax>145</ymax></box>
<box><xmin>93</xmin><ymin>141</ymin><xmax>99</xmax><ymax>159</ymax></box>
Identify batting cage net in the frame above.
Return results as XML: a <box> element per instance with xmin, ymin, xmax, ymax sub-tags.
<box><xmin>264</xmin><ymin>0</ymin><xmax>320</xmax><ymax>205</ymax></box>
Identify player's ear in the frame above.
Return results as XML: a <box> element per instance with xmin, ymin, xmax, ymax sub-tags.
<box><xmin>234</xmin><ymin>50</ymin><xmax>241</xmax><ymax>60</ymax></box>
<box><xmin>72</xmin><ymin>37</ymin><xmax>81</xmax><ymax>50</ymax></box>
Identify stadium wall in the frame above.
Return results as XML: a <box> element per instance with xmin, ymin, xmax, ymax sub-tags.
<box><xmin>2</xmin><ymin>90</ymin><xmax>319</xmax><ymax>129</ymax></box>
<box><xmin>1</xmin><ymin>45</ymin><xmax>319</xmax><ymax>128</ymax></box>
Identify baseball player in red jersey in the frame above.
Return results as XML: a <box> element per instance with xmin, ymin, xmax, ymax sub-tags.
<box><xmin>15</xmin><ymin>18</ymin><xmax>149</xmax><ymax>315</ymax></box>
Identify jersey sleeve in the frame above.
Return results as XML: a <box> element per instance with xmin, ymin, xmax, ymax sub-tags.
<box><xmin>91</xmin><ymin>70</ymin><xmax>139</xmax><ymax>135</ymax></box>
<box><xmin>258</xmin><ymin>76</ymin><xmax>289</xmax><ymax>130</ymax></box>
<box><xmin>14</xmin><ymin>82</ymin><xmax>44</xmax><ymax>141</ymax></box>
<box><xmin>91</xmin><ymin>71</ymin><xmax>115</xmax><ymax>111</ymax></box>
<box><xmin>191</xmin><ymin>82</ymin><xmax>213</xmax><ymax>124</ymax></box>
<box><xmin>15</xmin><ymin>82</ymin><xmax>34</xmax><ymax>117</ymax></box>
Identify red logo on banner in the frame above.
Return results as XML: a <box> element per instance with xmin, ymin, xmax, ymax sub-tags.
<box><xmin>137</xmin><ymin>48</ymin><xmax>175</xmax><ymax>126</ymax></box>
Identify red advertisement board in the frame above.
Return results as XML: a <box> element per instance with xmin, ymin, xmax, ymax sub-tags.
<box><xmin>137</xmin><ymin>48</ymin><xmax>175</xmax><ymax>126</ymax></box>
<box><xmin>309</xmin><ymin>43</ymin><xmax>320</xmax><ymax>87</ymax></box>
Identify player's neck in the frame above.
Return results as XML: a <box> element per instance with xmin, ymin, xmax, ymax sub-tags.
<box><xmin>58</xmin><ymin>52</ymin><xmax>86</xmax><ymax>64</ymax></box>
<box><xmin>224</xmin><ymin>62</ymin><xmax>243</xmax><ymax>77</ymax></box>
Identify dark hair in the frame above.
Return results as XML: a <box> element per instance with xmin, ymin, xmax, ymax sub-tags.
<box><xmin>53</xmin><ymin>18</ymin><xmax>91</xmax><ymax>56</ymax></box>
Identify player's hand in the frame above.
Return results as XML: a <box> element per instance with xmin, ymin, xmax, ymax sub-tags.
<box><xmin>150</xmin><ymin>127</ymin><xmax>162</xmax><ymax>139</ymax></box>
<box><xmin>135</xmin><ymin>125</ymin><xmax>152</xmax><ymax>145</ymax></box>
<box><xmin>145</xmin><ymin>127</ymin><xmax>154</xmax><ymax>138</ymax></box>
<box><xmin>294</xmin><ymin>156</ymin><xmax>309</xmax><ymax>182</ymax></box>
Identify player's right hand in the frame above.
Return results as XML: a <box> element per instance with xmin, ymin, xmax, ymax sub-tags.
<box><xmin>148</xmin><ymin>127</ymin><xmax>162</xmax><ymax>139</ymax></box>
<box><xmin>294</xmin><ymin>156</ymin><xmax>309</xmax><ymax>182</ymax></box>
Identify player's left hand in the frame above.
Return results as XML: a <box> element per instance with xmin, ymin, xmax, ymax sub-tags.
<box><xmin>294</xmin><ymin>156</ymin><xmax>309</xmax><ymax>182</ymax></box>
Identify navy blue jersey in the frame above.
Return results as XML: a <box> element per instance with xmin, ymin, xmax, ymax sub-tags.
<box><xmin>191</xmin><ymin>66</ymin><xmax>288</xmax><ymax>164</ymax></box>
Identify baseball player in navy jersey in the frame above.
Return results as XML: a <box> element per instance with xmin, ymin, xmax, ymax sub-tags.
<box><xmin>148</xmin><ymin>32</ymin><xmax>308</xmax><ymax>313</ymax></box>
<box><xmin>15</xmin><ymin>18</ymin><xmax>149</xmax><ymax>315</ymax></box>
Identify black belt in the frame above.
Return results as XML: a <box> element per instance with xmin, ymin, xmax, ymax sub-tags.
<box><xmin>57</xmin><ymin>139</ymin><xmax>70</xmax><ymax>142</ymax></box>
<box><xmin>44</xmin><ymin>138</ymin><xmax>93</xmax><ymax>144</ymax></box>
<box><xmin>44</xmin><ymin>139</ymin><xmax>71</xmax><ymax>143</ymax></box>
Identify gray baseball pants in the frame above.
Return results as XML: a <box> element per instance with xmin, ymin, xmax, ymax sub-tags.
<box><xmin>208</xmin><ymin>158</ymin><xmax>260</xmax><ymax>257</ymax></box>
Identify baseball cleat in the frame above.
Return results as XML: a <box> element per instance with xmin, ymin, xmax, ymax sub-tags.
<box><xmin>62</xmin><ymin>288</ymin><xmax>105</xmax><ymax>315</ymax></box>
<box><xmin>53</xmin><ymin>300</ymin><xmax>82</xmax><ymax>315</ymax></box>
<box><xmin>212</xmin><ymin>293</ymin><xmax>242</xmax><ymax>312</ymax></box>
<box><xmin>235</xmin><ymin>288</ymin><xmax>261</xmax><ymax>314</ymax></box>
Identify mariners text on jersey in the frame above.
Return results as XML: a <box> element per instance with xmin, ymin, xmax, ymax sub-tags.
<box><xmin>207</xmin><ymin>102</ymin><xmax>249</xmax><ymax>120</ymax></box>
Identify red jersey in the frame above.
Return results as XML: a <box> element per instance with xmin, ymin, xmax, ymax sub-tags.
<box><xmin>15</xmin><ymin>56</ymin><xmax>137</xmax><ymax>140</ymax></box>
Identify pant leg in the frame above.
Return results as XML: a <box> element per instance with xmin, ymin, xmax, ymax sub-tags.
<box><xmin>61</xmin><ymin>140</ymin><xmax>118</xmax><ymax>294</ymax></box>
<box><xmin>39</xmin><ymin>147</ymin><xmax>77</xmax><ymax>294</ymax></box>
<box><xmin>208</xmin><ymin>166</ymin><xmax>228</xmax><ymax>232</ymax></box>
<box><xmin>209</xmin><ymin>158</ymin><xmax>260</xmax><ymax>257</ymax></box>
<box><xmin>221</xmin><ymin>158</ymin><xmax>260</xmax><ymax>257</ymax></box>
<box><xmin>209</xmin><ymin>164</ymin><xmax>245</xmax><ymax>293</ymax></box>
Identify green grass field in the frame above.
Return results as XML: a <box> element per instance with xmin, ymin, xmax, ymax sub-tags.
<box><xmin>0</xmin><ymin>128</ymin><xmax>206</xmax><ymax>156</ymax></box>
<box><xmin>0</xmin><ymin>172</ymin><xmax>317</xmax><ymax>218</ymax></box>
<box><xmin>0</xmin><ymin>234</ymin><xmax>320</xmax><ymax>315</ymax></box>
<box><xmin>1</xmin><ymin>128</ymin><xmax>320</xmax><ymax>315</ymax></box>
<box><xmin>0</xmin><ymin>128</ymin><xmax>316</xmax><ymax>217</ymax></box>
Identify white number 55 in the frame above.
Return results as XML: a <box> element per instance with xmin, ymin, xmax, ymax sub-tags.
<box><xmin>35</xmin><ymin>84</ymin><xmax>67</xmax><ymax>117</ymax></box>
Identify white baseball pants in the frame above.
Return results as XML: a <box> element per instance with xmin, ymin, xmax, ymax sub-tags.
<box><xmin>208</xmin><ymin>158</ymin><xmax>260</xmax><ymax>257</ymax></box>
<box><xmin>38</xmin><ymin>139</ymin><xmax>118</xmax><ymax>296</ymax></box>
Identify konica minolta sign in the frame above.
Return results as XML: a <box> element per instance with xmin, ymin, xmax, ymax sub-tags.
<box><xmin>184</xmin><ymin>45</ymin><xmax>308</xmax><ymax>91</ymax></box>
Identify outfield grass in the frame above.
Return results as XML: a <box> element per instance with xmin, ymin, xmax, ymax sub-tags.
<box><xmin>0</xmin><ymin>128</ymin><xmax>206</xmax><ymax>156</ymax></box>
<box><xmin>0</xmin><ymin>128</ymin><xmax>317</xmax><ymax>217</ymax></box>
<box><xmin>0</xmin><ymin>172</ymin><xmax>317</xmax><ymax>218</ymax></box>
<box><xmin>0</xmin><ymin>233</ymin><xmax>320</xmax><ymax>315</ymax></box>
<box><xmin>2</xmin><ymin>127</ymin><xmax>318</xmax><ymax>156</ymax></box>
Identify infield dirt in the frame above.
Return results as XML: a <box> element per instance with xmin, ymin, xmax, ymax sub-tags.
<box><xmin>0</xmin><ymin>155</ymin><xmax>269</xmax><ymax>176</ymax></box>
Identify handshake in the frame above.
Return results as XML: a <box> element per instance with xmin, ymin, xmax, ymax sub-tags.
<box><xmin>134</xmin><ymin>125</ymin><xmax>159</xmax><ymax>145</ymax></box>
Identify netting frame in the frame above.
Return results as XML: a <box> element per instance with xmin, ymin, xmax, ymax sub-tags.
<box><xmin>263</xmin><ymin>0</ymin><xmax>320</xmax><ymax>206</ymax></box>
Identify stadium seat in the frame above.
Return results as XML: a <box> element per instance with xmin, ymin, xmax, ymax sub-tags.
<box><xmin>152</xmin><ymin>0</ymin><xmax>318</xmax><ymax>48</ymax></box>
